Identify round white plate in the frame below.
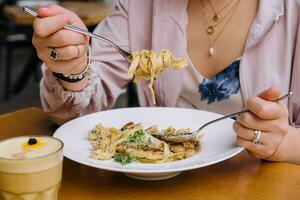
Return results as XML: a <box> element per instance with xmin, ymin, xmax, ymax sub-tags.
<box><xmin>53</xmin><ymin>107</ymin><xmax>244</xmax><ymax>180</ymax></box>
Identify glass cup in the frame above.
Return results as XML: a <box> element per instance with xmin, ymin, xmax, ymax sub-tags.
<box><xmin>0</xmin><ymin>135</ymin><xmax>64</xmax><ymax>200</ymax></box>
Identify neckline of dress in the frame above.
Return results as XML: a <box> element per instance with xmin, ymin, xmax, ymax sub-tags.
<box><xmin>186</xmin><ymin>55</ymin><xmax>241</xmax><ymax>79</ymax></box>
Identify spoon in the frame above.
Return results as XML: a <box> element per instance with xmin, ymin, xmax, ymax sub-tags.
<box><xmin>23</xmin><ymin>6</ymin><xmax>132</xmax><ymax>62</ymax></box>
<box><xmin>151</xmin><ymin>91</ymin><xmax>293</xmax><ymax>143</ymax></box>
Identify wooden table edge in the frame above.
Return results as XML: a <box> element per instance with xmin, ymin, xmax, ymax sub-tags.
<box><xmin>0</xmin><ymin>107</ymin><xmax>43</xmax><ymax>119</ymax></box>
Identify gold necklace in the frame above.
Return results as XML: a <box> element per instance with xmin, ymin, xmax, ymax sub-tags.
<box><xmin>205</xmin><ymin>8</ymin><xmax>235</xmax><ymax>35</ymax></box>
<box><xmin>202</xmin><ymin>0</ymin><xmax>239</xmax><ymax>35</ymax></box>
<box><xmin>202</xmin><ymin>0</ymin><xmax>241</xmax><ymax>56</ymax></box>
<box><xmin>208</xmin><ymin>0</ymin><xmax>233</xmax><ymax>22</ymax></box>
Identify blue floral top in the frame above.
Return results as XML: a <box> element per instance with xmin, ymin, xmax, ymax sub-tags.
<box><xmin>176</xmin><ymin>58</ymin><xmax>244</xmax><ymax>115</ymax></box>
<box><xmin>199</xmin><ymin>60</ymin><xmax>240</xmax><ymax>104</ymax></box>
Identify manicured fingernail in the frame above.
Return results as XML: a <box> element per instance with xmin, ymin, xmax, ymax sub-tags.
<box><xmin>38</xmin><ymin>7</ymin><xmax>48</xmax><ymax>14</ymax></box>
<box><xmin>63</xmin><ymin>16</ymin><xmax>69</xmax><ymax>23</ymax></box>
<box><xmin>40</xmin><ymin>7</ymin><xmax>48</xmax><ymax>11</ymax></box>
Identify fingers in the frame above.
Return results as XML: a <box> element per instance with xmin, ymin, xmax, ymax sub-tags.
<box><xmin>246</xmin><ymin>96</ymin><xmax>286</xmax><ymax>120</ymax></box>
<box><xmin>233</xmin><ymin>122</ymin><xmax>255</xmax><ymax>141</ymax></box>
<box><xmin>37</xmin><ymin>44</ymin><xmax>88</xmax><ymax>62</ymax></box>
<box><xmin>34</xmin><ymin>5</ymin><xmax>88</xmax><ymax>39</ymax></box>
<box><xmin>38</xmin><ymin>4</ymin><xmax>87</xmax><ymax>30</ymax></box>
<box><xmin>258</xmin><ymin>86</ymin><xmax>280</xmax><ymax>101</ymax></box>
<box><xmin>45</xmin><ymin>30</ymin><xmax>88</xmax><ymax>47</ymax></box>
<box><xmin>54</xmin><ymin>44</ymin><xmax>88</xmax><ymax>60</ymax></box>
<box><xmin>39</xmin><ymin>4</ymin><xmax>80</xmax><ymax>24</ymax></box>
<box><xmin>37</xmin><ymin>6</ymin><xmax>60</xmax><ymax>17</ymax></box>
<box><xmin>233</xmin><ymin>122</ymin><xmax>283</xmax><ymax>146</ymax></box>
<box><xmin>33</xmin><ymin>14</ymin><xmax>67</xmax><ymax>37</ymax></box>
<box><xmin>45</xmin><ymin>53</ymin><xmax>88</xmax><ymax>74</ymax></box>
<box><xmin>236</xmin><ymin>136</ymin><xmax>275</xmax><ymax>158</ymax></box>
<box><xmin>32</xmin><ymin>4</ymin><xmax>90</xmax><ymax>74</ymax></box>
<box><xmin>233</xmin><ymin>121</ymin><xmax>286</xmax><ymax>159</ymax></box>
<box><xmin>235</xmin><ymin>86</ymin><xmax>290</xmax><ymax>161</ymax></box>
<box><xmin>38</xmin><ymin>5</ymin><xmax>77</xmax><ymax>24</ymax></box>
<box><xmin>236</xmin><ymin>111</ymin><xmax>282</xmax><ymax>132</ymax></box>
<box><xmin>237</xmin><ymin>111</ymin><xmax>289</xmax><ymax>135</ymax></box>
<box><xmin>246</xmin><ymin>86</ymin><xmax>288</xmax><ymax>120</ymax></box>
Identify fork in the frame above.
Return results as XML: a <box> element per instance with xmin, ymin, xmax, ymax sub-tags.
<box><xmin>151</xmin><ymin>91</ymin><xmax>293</xmax><ymax>143</ymax></box>
<box><xmin>23</xmin><ymin>6</ymin><xmax>132</xmax><ymax>62</ymax></box>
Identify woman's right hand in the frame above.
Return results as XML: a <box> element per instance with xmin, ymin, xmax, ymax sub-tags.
<box><xmin>32</xmin><ymin>4</ymin><xmax>90</xmax><ymax>75</ymax></box>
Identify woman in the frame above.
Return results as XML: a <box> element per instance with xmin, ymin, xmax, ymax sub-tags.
<box><xmin>31</xmin><ymin>0</ymin><xmax>300</xmax><ymax>164</ymax></box>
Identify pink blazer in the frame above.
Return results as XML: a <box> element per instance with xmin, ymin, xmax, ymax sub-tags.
<box><xmin>40</xmin><ymin>0</ymin><xmax>300</xmax><ymax>126</ymax></box>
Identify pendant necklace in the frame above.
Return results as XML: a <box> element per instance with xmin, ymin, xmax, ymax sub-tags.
<box><xmin>201</xmin><ymin>0</ymin><xmax>242</xmax><ymax>56</ymax></box>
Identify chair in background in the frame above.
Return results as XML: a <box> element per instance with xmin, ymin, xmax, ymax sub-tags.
<box><xmin>0</xmin><ymin>7</ymin><xmax>33</xmax><ymax>100</ymax></box>
<box><xmin>0</xmin><ymin>0</ymin><xmax>35</xmax><ymax>100</ymax></box>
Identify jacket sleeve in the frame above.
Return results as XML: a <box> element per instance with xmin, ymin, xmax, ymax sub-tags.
<box><xmin>289</xmin><ymin>8</ymin><xmax>300</xmax><ymax>128</ymax></box>
<box><xmin>40</xmin><ymin>0</ymin><xmax>131</xmax><ymax>123</ymax></box>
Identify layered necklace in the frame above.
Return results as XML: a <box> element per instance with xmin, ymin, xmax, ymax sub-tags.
<box><xmin>201</xmin><ymin>0</ymin><xmax>241</xmax><ymax>56</ymax></box>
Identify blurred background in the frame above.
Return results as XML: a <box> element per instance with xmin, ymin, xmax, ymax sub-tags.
<box><xmin>0</xmin><ymin>0</ymin><xmax>134</xmax><ymax>114</ymax></box>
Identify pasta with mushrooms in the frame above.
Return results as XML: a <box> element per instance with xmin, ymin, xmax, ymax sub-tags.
<box><xmin>88</xmin><ymin>122</ymin><xmax>200</xmax><ymax>164</ymax></box>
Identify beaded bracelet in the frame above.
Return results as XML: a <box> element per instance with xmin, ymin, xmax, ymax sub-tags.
<box><xmin>53</xmin><ymin>46</ymin><xmax>91</xmax><ymax>83</ymax></box>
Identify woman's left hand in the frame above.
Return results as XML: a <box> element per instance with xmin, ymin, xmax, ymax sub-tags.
<box><xmin>233</xmin><ymin>86</ymin><xmax>291</xmax><ymax>161</ymax></box>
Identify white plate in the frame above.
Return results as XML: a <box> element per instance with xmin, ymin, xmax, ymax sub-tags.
<box><xmin>53</xmin><ymin>107</ymin><xmax>244</xmax><ymax>180</ymax></box>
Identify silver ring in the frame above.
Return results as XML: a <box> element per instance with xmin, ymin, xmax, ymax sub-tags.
<box><xmin>49</xmin><ymin>48</ymin><xmax>59</xmax><ymax>60</ymax></box>
<box><xmin>252</xmin><ymin>130</ymin><xmax>261</xmax><ymax>144</ymax></box>
<box><xmin>75</xmin><ymin>45</ymin><xmax>80</xmax><ymax>57</ymax></box>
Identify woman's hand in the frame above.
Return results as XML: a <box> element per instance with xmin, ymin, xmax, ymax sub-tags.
<box><xmin>32</xmin><ymin>4</ymin><xmax>90</xmax><ymax>78</ymax></box>
<box><xmin>233</xmin><ymin>86</ymin><xmax>292</xmax><ymax>161</ymax></box>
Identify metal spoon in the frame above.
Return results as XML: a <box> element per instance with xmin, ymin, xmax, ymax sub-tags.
<box><xmin>151</xmin><ymin>91</ymin><xmax>293</xmax><ymax>143</ymax></box>
<box><xmin>23</xmin><ymin>6</ymin><xmax>132</xmax><ymax>62</ymax></box>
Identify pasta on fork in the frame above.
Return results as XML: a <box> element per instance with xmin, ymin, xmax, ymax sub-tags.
<box><xmin>127</xmin><ymin>49</ymin><xmax>188</xmax><ymax>104</ymax></box>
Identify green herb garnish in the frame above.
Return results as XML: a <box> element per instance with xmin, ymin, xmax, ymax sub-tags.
<box><xmin>128</xmin><ymin>130</ymin><xmax>145</xmax><ymax>144</ymax></box>
<box><xmin>114</xmin><ymin>153</ymin><xmax>137</xmax><ymax>165</ymax></box>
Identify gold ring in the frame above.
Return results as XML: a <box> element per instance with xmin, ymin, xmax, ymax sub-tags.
<box><xmin>75</xmin><ymin>45</ymin><xmax>80</xmax><ymax>57</ymax></box>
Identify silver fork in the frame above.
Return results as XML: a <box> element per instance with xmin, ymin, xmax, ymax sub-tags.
<box><xmin>23</xmin><ymin>6</ymin><xmax>132</xmax><ymax>62</ymax></box>
<box><xmin>151</xmin><ymin>91</ymin><xmax>293</xmax><ymax>143</ymax></box>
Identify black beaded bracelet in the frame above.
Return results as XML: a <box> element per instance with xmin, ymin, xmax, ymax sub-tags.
<box><xmin>52</xmin><ymin>71</ymin><xmax>87</xmax><ymax>83</ymax></box>
<box><xmin>52</xmin><ymin>46</ymin><xmax>91</xmax><ymax>83</ymax></box>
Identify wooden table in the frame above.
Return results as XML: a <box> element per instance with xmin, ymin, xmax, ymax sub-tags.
<box><xmin>1</xmin><ymin>107</ymin><xmax>300</xmax><ymax>200</ymax></box>
<box><xmin>3</xmin><ymin>1</ymin><xmax>114</xmax><ymax>26</ymax></box>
